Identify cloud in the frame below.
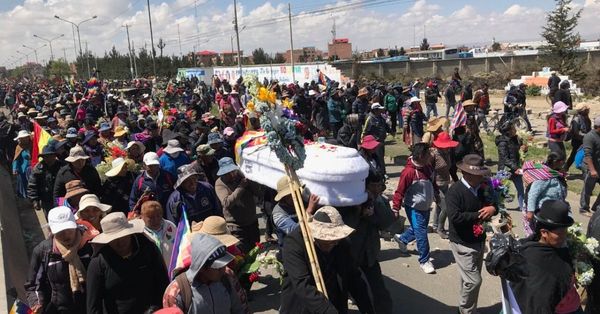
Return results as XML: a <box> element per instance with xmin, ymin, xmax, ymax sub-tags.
<box><xmin>1</xmin><ymin>0</ymin><xmax>598</xmax><ymax>68</ymax></box>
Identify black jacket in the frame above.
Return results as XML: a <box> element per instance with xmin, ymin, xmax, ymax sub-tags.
<box><xmin>553</xmin><ymin>89</ymin><xmax>573</xmax><ymax>109</ymax></box>
<box><xmin>86</xmin><ymin>234</ymin><xmax>169</xmax><ymax>314</ymax></box>
<box><xmin>280</xmin><ymin>228</ymin><xmax>374</xmax><ymax>314</ymax></box>
<box><xmin>28</xmin><ymin>160</ymin><xmax>66</xmax><ymax>209</ymax></box>
<box><xmin>363</xmin><ymin>112</ymin><xmax>388</xmax><ymax>143</ymax></box>
<box><xmin>337</xmin><ymin>123</ymin><xmax>358</xmax><ymax>149</ymax></box>
<box><xmin>587</xmin><ymin>210</ymin><xmax>600</xmax><ymax>314</ymax></box>
<box><xmin>446</xmin><ymin>181</ymin><xmax>496</xmax><ymax>245</ymax></box>
<box><xmin>53</xmin><ymin>163</ymin><xmax>102</xmax><ymax>202</ymax></box>
<box><xmin>100</xmin><ymin>171</ymin><xmax>136</xmax><ymax>214</ymax></box>
<box><xmin>25</xmin><ymin>236</ymin><xmax>93</xmax><ymax>314</ymax></box>
<box><xmin>510</xmin><ymin>239</ymin><xmax>576</xmax><ymax>314</ymax></box>
<box><xmin>495</xmin><ymin>134</ymin><xmax>521</xmax><ymax>173</ymax></box>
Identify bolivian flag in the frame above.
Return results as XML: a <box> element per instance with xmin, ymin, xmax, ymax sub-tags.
<box><xmin>31</xmin><ymin>122</ymin><xmax>53</xmax><ymax>167</ymax></box>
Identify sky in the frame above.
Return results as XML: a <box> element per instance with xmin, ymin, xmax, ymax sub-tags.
<box><xmin>1</xmin><ymin>0</ymin><xmax>599</xmax><ymax>68</ymax></box>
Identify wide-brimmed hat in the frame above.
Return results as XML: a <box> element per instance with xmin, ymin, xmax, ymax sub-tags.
<box><xmin>357</xmin><ymin>87</ymin><xmax>368</xmax><ymax>98</ymax></box>
<box><xmin>143</xmin><ymin>152</ymin><xmax>160</xmax><ymax>166</ymax></box>
<box><xmin>48</xmin><ymin>206</ymin><xmax>77</xmax><ymax>234</ymax></box>
<box><xmin>194</xmin><ymin>216</ymin><xmax>240</xmax><ymax>247</ymax></box>
<box><xmin>27</xmin><ymin>108</ymin><xmax>39</xmax><ymax>115</ymax></box>
<box><xmin>175</xmin><ymin>164</ymin><xmax>200</xmax><ymax>189</ymax></box>
<box><xmin>66</xmin><ymin>127</ymin><xmax>78</xmax><ymax>139</ymax></box>
<box><xmin>217</xmin><ymin>157</ymin><xmax>239</xmax><ymax>176</ymax></box>
<box><xmin>409</xmin><ymin>96</ymin><xmax>421</xmax><ymax>103</ymax></box>
<box><xmin>39</xmin><ymin>141</ymin><xmax>58</xmax><ymax>156</ymax></box>
<box><xmin>77</xmin><ymin>194</ymin><xmax>112</xmax><ymax>217</ymax></box>
<box><xmin>223</xmin><ymin>127</ymin><xmax>235</xmax><ymax>137</ymax></box>
<box><xmin>35</xmin><ymin>113</ymin><xmax>48</xmax><ymax>120</ymax></box>
<box><xmin>207</xmin><ymin>133</ymin><xmax>223</xmax><ymax>145</ymax></box>
<box><xmin>14</xmin><ymin>130</ymin><xmax>31</xmax><ymax>141</ymax></box>
<box><xmin>114</xmin><ymin>126</ymin><xmax>128</xmax><ymax>137</ymax></box>
<box><xmin>17</xmin><ymin>112</ymin><xmax>27</xmax><ymax>119</ymax></box>
<box><xmin>309</xmin><ymin>206</ymin><xmax>355</xmax><ymax>241</ymax></box>
<box><xmin>534</xmin><ymin>200</ymin><xmax>574</xmax><ymax>229</ymax></box>
<box><xmin>462</xmin><ymin>100</ymin><xmax>477</xmax><ymax>107</ymax></box>
<box><xmin>98</xmin><ymin>122</ymin><xmax>111</xmax><ymax>133</ymax></box>
<box><xmin>274</xmin><ymin>176</ymin><xmax>292</xmax><ymax>202</ymax></box>
<box><xmin>575</xmin><ymin>103</ymin><xmax>590</xmax><ymax>112</ymax></box>
<box><xmin>106</xmin><ymin>157</ymin><xmax>129</xmax><ymax>177</ymax></box>
<box><xmin>64</xmin><ymin>180</ymin><xmax>89</xmax><ymax>199</ymax></box>
<box><xmin>433</xmin><ymin>132</ymin><xmax>459</xmax><ymax>149</ymax></box>
<box><xmin>308</xmin><ymin>90</ymin><xmax>318</xmax><ymax>96</ymax></box>
<box><xmin>91</xmin><ymin>212</ymin><xmax>145</xmax><ymax>244</ymax></box>
<box><xmin>553</xmin><ymin>101</ymin><xmax>568</xmax><ymax>114</ymax></box>
<box><xmin>164</xmin><ymin>139</ymin><xmax>185</xmax><ymax>155</ymax></box>
<box><xmin>196</xmin><ymin>144</ymin><xmax>215</xmax><ymax>157</ymax></box>
<box><xmin>65</xmin><ymin>145</ymin><xmax>90</xmax><ymax>162</ymax></box>
<box><xmin>360</xmin><ymin>135</ymin><xmax>380</xmax><ymax>150</ymax></box>
<box><xmin>457</xmin><ymin>154</ymin><xmax>491</xmax><ymax>176</ymax></box>
<box><xmin>426</xmin><ymin>117</ymin><xmax>447</xmax><ymax>132</ymax></box>
<box><xmin>126</xmin><ymin>141</ymin><xmax>145</xmax><ymax>152</ymax></box>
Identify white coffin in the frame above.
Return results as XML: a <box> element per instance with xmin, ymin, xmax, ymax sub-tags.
<box><xmin>240</xmin><ymin>143</ymin><xmax>369</xmax><ymax>206</ymax></box>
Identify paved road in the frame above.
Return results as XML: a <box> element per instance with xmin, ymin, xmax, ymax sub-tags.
<box><xmin>248</xmin><ymin>161</ymin><xmax>594</xmax><ymax>314</ymax></box>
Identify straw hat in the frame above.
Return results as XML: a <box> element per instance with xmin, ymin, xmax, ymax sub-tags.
<box><xmin>114</xmin><ymin>126</ymin><xmax>128</xmax><ymax>138</ymax></box>
<box><xmin>106</xmin><ymin>157</ymin><xmax>129</xmax><ymax>177</ymax></box>
<box><xmin>426</xmin><ymin>117</ymin><xmax>447</xmax><ymax>132</ymax></box>
<box><xmin>64</xmin><ymin>180</ymin><xmax>89</xmax><ymax>199</ymax></box>
<box><xmin>308</xmin><ymin>206</ymin><xmax>355</xmax><ymax>241</ymax></box>
<box><xmin>462</xmin><ymin>100</ymin><xmax>477</xmax><ymax>107</ymax></box>
<box><xmin>14</xmin><ymin>130</ymin><xmax>31</xmax><ymax>141</ymax></box>
<box><xmin>575</xmin><ymin>103</ymin><xmax>590</xmax><ymax>112</ymax></box>
<box><xmin>27</xmin><ymin>108</ymin><xmax>39</xmax><ymax>115</ymax></box>
<box><xmin>357</xmin><ymin>87</ymin><xmax>368</xmax><ymax>98</ymax></box>
<box><xmin>274</xmin><ymin>176</ymin><xmax>292</xmax><ymax>202</ymax></box>
<box><xmin>91</xmin><ymin>212</ymin><xmax>145</xmax><ymax>244</ymax></box>
<box><xmin>77</xmin><ymin>194</ymin><xmax>112</xmax><ymax>218</ymax></box>
<box><xmin>193</xmin><ymin>216</ymin><xmax>240</xmax><ymax>247</ymax></box>
<box><xmin>65</xmin><ymin>146</ymin><xmax>89</xmax><ymax>162</ymax></box>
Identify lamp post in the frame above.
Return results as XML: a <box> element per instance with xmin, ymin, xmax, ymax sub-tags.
<box><xmin>22</xmin><ymin>44</ymin><xmax>46</xmax><ymax>64</ymax></box>
<box><xmin>33</xmin><ymin>34</ymin><xmax>64</xmax><ymax>61</ymax></box>
<box><xmin>54</xmin><ymin>15</ymin><xmax>97</xmax><ymax>58</ymax></box>
<box><xmin>16</xmin><ymin>50</ymin><xmax>30</xmax><ymax>65</ymax></box>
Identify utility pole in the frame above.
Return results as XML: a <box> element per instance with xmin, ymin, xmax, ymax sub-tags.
<box><xmin>132</xmin><ymin>41</ymin><xmax>138</xmax><ymax>77</ymax></box>
<box><xmin>62</xmin><ymin>48</ymin><xmax>68</xmax><ymax>62</ymax></box>
<box><xmin>195</xmin><ymin>0</ymin><xmax>200</xmax><ymax>55</ymax></box>
<box><xmin>124</xmin><ymin>24</ymin><xmax>134</xmax><ymax>79</ymax></box>
<box><xmin>147</xmin><ymin>0</ymin><xmax>157</xmax><ymax>76</ymax></box>
<box><xmin>85</xmin><ymin>41</ymin><xmax>91</xmax><ymax>77</ymax></box>
<box><xmin>71</xmin><ymin>25</ymin><xmax>77</xmax><ymax>60</ymax></box>
<box><xmin>177</xmin><ymin>24</ymin><xmax>183</xmax><ymax>58</ymax></box>
<box><xmin>288</xmin><ymin>3</ymin><xmax>295</xmax><ymax>82</ymax></box>
<box><xmin>233</xmin><ymin>0</ymin><xmax>242</xmax><ymax>78</ymax></box>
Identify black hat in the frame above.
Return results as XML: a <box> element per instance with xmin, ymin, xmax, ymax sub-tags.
<box><xmin>147</xmin><ymin>121</ymin><xmax>159</xmax><ymax>131</ymax></box>
<box><xmin>82</xmin><ymin>130</ymin><xmax>97</xmax><ymax>144</ymax></box>
<box><xmin>534</xmin><ymin>200</ymin><xmax>574</xmax><ymax>229</ymax></box>
<box><xmin>39</xmin><ymin>141</ymin><xmax>58</xmax><ymax>156</ymax></box>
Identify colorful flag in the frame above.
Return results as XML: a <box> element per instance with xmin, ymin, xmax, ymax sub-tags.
<box><xmin>234</xmin><ymin>130</ymin><xmax>267</xmax><ymax>164</ymax></box>
<box><xmin>9</xmin><ymin>299</ymin><xmax>33</xmax><ymax>314</ymax></box>
<box><xmin>31</xmin><ymin>121</ymin><xmax>53</xmax><ymax>167</ymax></box>
<box><xmin>450</xmin><ymin>101</ymin><xmax>467</xmax><ymax>131</ymax></box>
<box><xmin>318</xmin><ymin>70</ymin><xmax>331</xmax><ymax>86</ymax></box>
<box><xmin>168</xmin><ymin>206</ymin><xmax>192</xmax><ymax>279</ymax></box>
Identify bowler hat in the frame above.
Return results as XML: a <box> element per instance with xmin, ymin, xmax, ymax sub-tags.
<box><xmin>534</xmin><ymin>200</ymin><xmax>574</xmax><ymax>229</ymax></box>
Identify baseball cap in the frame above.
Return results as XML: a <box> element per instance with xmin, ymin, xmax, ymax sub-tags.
<box><xmin>143</xmin><ymin>152</ymin><xmax>160</xmax><ymax>166</ymax></box>
<box><xmin>48</xmin><ymin>206</ymin><xmax>77</xmax><ymax>234</ymax></box>
<box><xmin>371</xmin><ymin>103</ymin><xmax>385</xmax><ymax>110</ymax></box>
<box><xmin>186</xmin><ymin>234</ymin><xmax>235</xmax><ymax>283</ymax></box>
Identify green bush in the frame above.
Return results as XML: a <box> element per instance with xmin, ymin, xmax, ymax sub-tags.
<box><xmin>526</xmin><ymin>84</ymin><xmax>542</xmax><ymax>96</ymax></box>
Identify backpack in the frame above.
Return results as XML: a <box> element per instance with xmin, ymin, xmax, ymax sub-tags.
<box><xmin>175</xmin><ymin>272</ymin><xmax>233</xmax><ymax>313</ymax></box>
<box><xmin>575</xmin><ymin>147</ymin><xmax>585</xmax><ymax>170</ymax></box>
<box><xmin>484</xmin><ymin>233</ymin><xmax>529</xmax><ymax>283</ymax></box>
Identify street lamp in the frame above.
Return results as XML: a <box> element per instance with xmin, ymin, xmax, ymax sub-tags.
<box><xmin>16</xmin><ymin>50</ymin><xmax>30</xmax><ymax>65</ymax></box>
<box><xmin>22</xmin><ymin>44</ymin><xmax>46</xmax><ymax>64</ymax></box>
<box><xmin>54</xmin><ymin>15</ymin><xmax>97</xmax><ymax>58</ymax></box>
<box><xmin>33</xmin><ymin>34</ymin><xmax>64</xmax><ymax>61</ymax></box>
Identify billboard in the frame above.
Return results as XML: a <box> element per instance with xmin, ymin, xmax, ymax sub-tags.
<box><xmin>212</xmin><ymin>63</ymin><xmax>343</xmax><ymax>85</ymax></box>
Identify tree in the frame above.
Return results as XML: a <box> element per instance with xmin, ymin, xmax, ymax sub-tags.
<box><xmin>252</xmin><ymin>48</ymin><xmax>270</xmax><ymax>64</ymax></box>
<box><xmin>47</xmin><ymin>60</ymin><xmax>71</xmax><ymax>78</ymax></box>
<box><xmin>420</xmin><ymin>38</ymin><xmax>430</xmax><ymax>51</ymax></box>
<box><xmin>273</xmin><ymin>53</ymin><xmax>286</xmax><ymax>64</ymax></box>
<box><xmin>377</xmin><ymin>48</ymin><xmax>385</xmax><ymax>58</ymax></box>
<box><xmin>491</xmin><ymin>42</ymin><xmax>501</xmax><ymax>52</ymax></box>
<box><xmin>399</xmin><ymin>46</ymin><xmax>406</xmax><ymax>55</ymax></box>
<box><xmin>540</xmin><ymin>0</ymin><xmax>584</xmax><ymax>80</ymax></box>
<box><xmin>388</xmin><ymin>49</ymin><xmax>399</xmax><ymax>57</ymax></box>
<box><xmin>157</xmin><ymin>38</ymin><xmax>166</xmax><ymax>58</ymax></box>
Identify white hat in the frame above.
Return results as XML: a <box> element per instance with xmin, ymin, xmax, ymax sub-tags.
<box><xmin>77</xmin><ymin>194</ymin><xmax>112</xmax><ymax>218</ymax></box>
<box><xmin>65</xmin><ymin>145</ymin><xmax>90</xmax><ymax>162</ymax></box>
<box><xmin>163</xmin><ymin>139</ymin><xmax>184</xmax><ymax>155</ymax></box>
<box><xmin>106</xmin><ymin>157</ymin><xmax>128</xmax><ymax>177</ymax></box>
<box><xmin>143</xmin><ymin>152</ymin><xmax>160</xmax><ymax>166</ymax></box>
<box><xmin>48</xmin><ymin>206</ymin><xmax>77</xmax><ymax>234</ymax></box>
<box><xmin>91</xmin><ymin>212</ymin><xmax>145</xmax><ymax>244</ymax></box>
<box><xmin>126</xmin><ymin>141</ymin><xmax>146</xmax><ymax>152</ymax></box>
<box><xmin>371</xmin><ymin>103</ymin><xmax>385</xmax><ymax>110</ymax></box>
<box><xmin>409</xmin><ymin>96</ymin><xmax>421</xmax><ymax>103</ymax></box>
<box><xmin>14</xmin><ymin>130</ymin><xmax>31</xmax><ymax>141</ymax></box>
<box><xmin>308</xmin><ymin>90</ymin><xmax>317</xmax><ymax>96</ymax></box>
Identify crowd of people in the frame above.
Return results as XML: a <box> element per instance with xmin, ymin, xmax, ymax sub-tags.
<box><xmin>0</xmin><ymin>70</ymin><xmax>598</xmax><ymax>314</ymax></box>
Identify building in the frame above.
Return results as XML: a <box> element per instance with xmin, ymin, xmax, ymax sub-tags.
<box><xmin>328</xmin><ymin>38</ymin><xmax>352</xmax><ymax>60</ymax></box>
<box><xmin>284</xmin><ymin>47</ymin><xmax>325</xmax><ymax>63</ymax></box>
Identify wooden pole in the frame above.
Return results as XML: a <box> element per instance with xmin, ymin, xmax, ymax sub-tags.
<box><xmin>284</xmin><ymin>165</ymin><xmax>328</xmax><ymax>298</ymax></box>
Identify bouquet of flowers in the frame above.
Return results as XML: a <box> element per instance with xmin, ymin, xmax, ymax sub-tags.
<box><xmin>474</xmin><ymin>171</ymin><xmax>514</xmax><ymax>237</ymax></box>
<box><xmin>567</xmin><ymin>223</ymin><xmax>599</xmax><ymax>286</ymax></box>
<box><xmin>237</xmin><ymin>242</ymin><xmax>284</xmax><ymax>287</ymax></box>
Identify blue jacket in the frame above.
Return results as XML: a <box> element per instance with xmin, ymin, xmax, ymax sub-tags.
<box><xmin>327</xmin><ymin>98</ymin><xmax>344</xmax><ymax>124</ymax></box>
<box><xmin>129</xmin><ymin>170</ymin><xmax>175</xmax><ymax>212</ymax></box>
<box><xmin>159</xmin><ymin>153</ymin><xmax>191</xmax><ymax>177</ymax></box>
<box><xmin>526</xmin><ymin>177</ymin><xmax>567</xmax><ymax>212</ymax></box>
<box><xmin>165</xmin><ymin>181</ymin><xmax>223</xmax><ymax>225</ymax></box>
